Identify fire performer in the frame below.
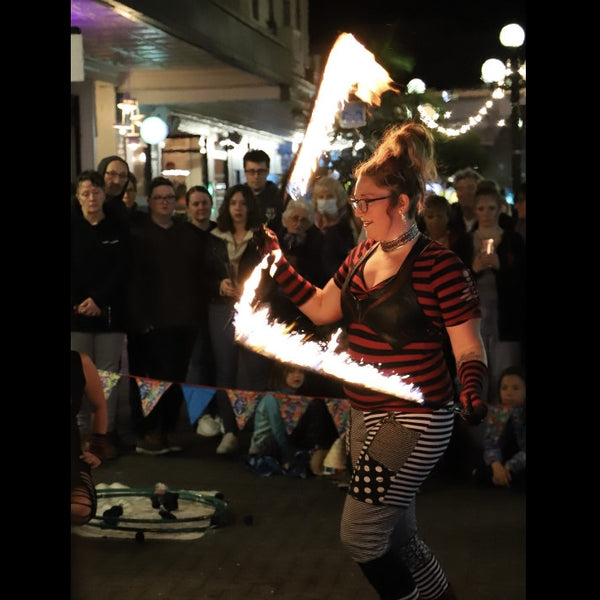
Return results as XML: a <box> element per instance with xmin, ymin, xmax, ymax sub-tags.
<box><xmin>258</xmin><ymin>122</ymin><xmax>488</xmax><ymax>600</ymax></box>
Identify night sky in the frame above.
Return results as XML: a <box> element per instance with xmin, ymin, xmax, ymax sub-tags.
<box><xmin>308</xmin><ymin>1</ymin><xmax>527</xmax><ymax>90</ymax></box>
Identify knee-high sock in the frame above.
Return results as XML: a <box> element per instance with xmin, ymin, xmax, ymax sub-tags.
<box><xmin>357</xmin><ymin>550</ymin><xmax>418</xmax><ymax>600</ymax></box>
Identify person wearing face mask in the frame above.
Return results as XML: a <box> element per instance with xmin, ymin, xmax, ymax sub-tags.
<box><xmin>310</xmin><ymin>175</ymin><xmax>356</xmax><ymax>280</ymax></box>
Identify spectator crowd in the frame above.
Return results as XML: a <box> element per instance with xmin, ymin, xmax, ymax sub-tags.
<box><xmin>71</xmin><ymin>151</ymin><xmax>526</xmax><ymax>504</ymax></box>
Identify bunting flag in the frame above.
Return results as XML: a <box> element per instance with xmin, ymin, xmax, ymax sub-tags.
<box><xmin>98</xmin><ymin>370</ymin><xmax>122</xmax><ymax>402</ymax></box>
<box><xmin>105</xmin><ymin>370</ymin><xmax>351</xmax><ymax>436</ymax></box>
<box><xmin>325</xmin><ymin>398</ymin><xmax>351</xmax><ymax>436</ymax></box>
<box><xmin>276</xmin><ymin>393</ymin><xmax>310</xmax><ymax>435</ymax></box>
<box><xmin>182</xmin><ymin>386</ymin><xmax>217</xmax><ymax>425</ymax></box>
<box><xmin>135</xmin><ymin>377</ymin><xmax>173</xmax><ymax>417</ymax></box>
<box><xmin>226</xmin><ymin>390</ymin><xmax>262</xmax><ymax>431</ymax></box>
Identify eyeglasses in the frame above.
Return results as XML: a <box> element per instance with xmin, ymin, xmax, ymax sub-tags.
<box><xmin>348</xmin><ymin>194</ymin><xmax>392</xmax><ymax>213</ymax></box>
<box><xmin>151</xmin><ymin>195</ymin><xmax>176</xmax><ymax>202</ymax></box>
<box><xmin>105</xmin><ymin>171</ymin><xmax>129</xmax><ymax>180</ymax></box>
<box><xmin>287</xmin><ymin>215</ymin><xmax>307</xmax><ymax>222</ymax></box>
<box><xmin>244</xmin><ymin>169</ymin><xmax>268</xmax><ymax>176</ymax></box>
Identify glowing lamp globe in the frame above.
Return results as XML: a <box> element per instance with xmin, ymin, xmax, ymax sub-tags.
<box><xmin>481</xmin><ymin>59</ymin><xmax>506</xmax><ymax>84</ymax></box>
<box><xmin>140</xmin><ymin>116</ymin><xmax>169</xmax><ymax>145</ymax></box>
<box><xmin>500</xmin><ymin>24</ymin><xmax>525</xmax><ymax>48</ymax></box>
<box><xmin>406</xmin><ymin>78</ymin><xmax>426</xmax><ymax>94</ymax></box>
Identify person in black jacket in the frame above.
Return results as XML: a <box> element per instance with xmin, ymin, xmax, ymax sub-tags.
<box><xmin>270</xmin><ymin>198</ymin><xmax>327</xmax><ymax>335</ymax></box>
<box><xmin>126</xmin><ymin>176</ymin><xmax>208</xmax><ymax>455</ymax></box>
<box><xmin>71</xmin><ymin>170</ymin><xmax>129</xmax><ymax>459</ymax></box>
<box><xmin>96</xmin><ymin>155</ymin><xmax>132</xmax><ymax>227</ymax></box>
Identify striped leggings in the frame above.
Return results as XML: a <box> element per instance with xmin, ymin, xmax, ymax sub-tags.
<box><xmin>340</xmin><ymin>406</ymin><xmax>454</xmax><ymax>599</ymax></box>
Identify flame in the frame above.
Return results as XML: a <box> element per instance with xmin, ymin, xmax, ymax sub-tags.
<box><xmin>233</xmin><ymin>255</ymin><xmax>424</xmax><ymax>404</ymax></box>
<box><xmin>286</xmin><ymin>33</ymin><xmax>396</xmax><ymax>200</ymax></box>
<box><xmin>232</xmin><ymin>36</ymin><xmax>421</xmax><ymax>404</ymax></box>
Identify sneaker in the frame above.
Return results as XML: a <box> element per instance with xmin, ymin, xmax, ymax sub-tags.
<box><xmin>196</xmin><ymin>414</ymin><xmax>222</xmax><ymax>438</ymax></box>
<box><xmin>135</xmin><ymin>434</ymin><xmax>170</xmax><ymax>456</ymax></box>
<box><xmin>216</xmin><ymin>432</ymin><xmax>239</xmax><ymax>455</ymax></box>
<box><xmin>165</xmin><ymin>434</ymin><xmax>183</xmax><ymax>453</ymax></box>
<box><xmin>309</xmin><ymin>448</ymin><xmax>329</xmax><ymax>476</ymax></box>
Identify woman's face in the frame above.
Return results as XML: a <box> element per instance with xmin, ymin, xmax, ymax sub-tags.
<box><xmin>123</xmin><ymin>181</ymin><xmax>137</xmax><ymax>208</ymax></box>
<box><xmin>228</xmin><ymin>191</ymin><xmax>248</xmax><ymax>226</ymax></box>
<box><xmin>187</xmin><ymin>190</ymin><xmax>213</xmax><ymax>223</ymax></box>
<box><xmin>77</xmin><ymin>180</ymin><xmax>105</xmax><ymax>216</ymax></box>
<box><xmin>351</xmin><ymin>175</ymin><xmax>397</xmax><ymax>240</ymax></box>
<box><xmin>474</xmin><ymin>194</ymin><xmax>500</xmax><ymax>228</ymax></box>
<box><xmin>283</xmin><ymin>209</ymin><xmax>308</xmax><ymax>234</ymax></box>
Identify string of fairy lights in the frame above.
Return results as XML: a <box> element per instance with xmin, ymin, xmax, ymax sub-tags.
<box><xmin>416</xmin><ymin>86</ymin><xmax>514</xmax><ymax>137</ymax></box>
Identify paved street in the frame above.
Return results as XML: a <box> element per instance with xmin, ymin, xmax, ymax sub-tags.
<box><xmin>70</xmin><ymin>415</ymin><xmax>526</xmax><ymax>600</ymax></box>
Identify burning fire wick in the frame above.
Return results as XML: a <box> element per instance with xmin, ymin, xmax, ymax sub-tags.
<box><xmin>233</xmin><ymin>256</ymin><xmax>424</xmax><ymax>405</ymax></box>
<box><xmin>233</xmin><ymin>34</ymin><xmax>421</xmax><ymax>404</ymax></box>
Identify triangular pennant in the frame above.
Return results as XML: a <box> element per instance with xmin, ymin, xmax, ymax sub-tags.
<box><xmin>324</xmin><ymin>398</ymin><xmax>351</xmax><ymax>436</ymax></box>
<box><xmin>226</xmin><ymin>390</ymin><xmax>262</xmax><ymax>431</ymax></box>
<box><xmin>182</xmin><ymin>385</ymin><xmax>216</xmax><ymax>425</ymax></box>
<box><xmin>278</xmin><ymin>394</ymin><xmax>310</xmax><ymax>435</ymax></box>
<box><xmin>97</xmin><ymin>370</ymin><xmax>121</xmax><ymax>401</ymax></box>
<box><xmin>135</xmin><ymin>376</ymin><xmax>172</xmax><ymax>417</ymax></box>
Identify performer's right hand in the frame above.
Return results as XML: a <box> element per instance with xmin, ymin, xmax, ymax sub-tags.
<box><xmin>253</xmin><ymin>224</ymin><xmax>281</xmax><ymax>259</ymax></box>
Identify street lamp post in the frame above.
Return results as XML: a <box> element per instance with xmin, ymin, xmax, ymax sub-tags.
<box><xmin>481</xmin><ymin>23</ymin><xmax>526</xmax><ymax>195</ymax></box>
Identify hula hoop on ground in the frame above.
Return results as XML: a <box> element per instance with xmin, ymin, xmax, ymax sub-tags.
<box><xmin>84</xmin><ymin>487</ymin><xmax>230</xmax><ymax>535</ymax></box>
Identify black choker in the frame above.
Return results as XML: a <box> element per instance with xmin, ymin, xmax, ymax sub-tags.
<box><xmin>380</xmin><ymin>223</ymin><xmax>420</xmax><ymax>252</ymax></box>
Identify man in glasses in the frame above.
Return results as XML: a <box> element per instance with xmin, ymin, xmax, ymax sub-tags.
<box><xmin>97</xmin><ymin>155</ymin><xmax>131</xmax><ymax>227</ymax></box>
<box><xmin>243</xmin><ymin>149</ymin><xmax>284</xmax><ymax>232</ymax></box>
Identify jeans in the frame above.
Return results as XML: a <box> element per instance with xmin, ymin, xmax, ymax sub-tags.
<box><xmin>208</xmin><ymin>301</ymin><xmax>274</xmax><ymax>434</ymax></box>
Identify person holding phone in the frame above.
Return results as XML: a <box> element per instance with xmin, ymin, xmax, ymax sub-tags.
<box><xmin>469</xmin><ymin>180</ymin><xmax>526</xmax><ymax>402</ymax></box>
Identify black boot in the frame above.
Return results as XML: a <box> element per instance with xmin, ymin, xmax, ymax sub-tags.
<box><xmin>357</xmin><ymin>551</ymin><xmax>416</xmax><ymax>600</ymax></box>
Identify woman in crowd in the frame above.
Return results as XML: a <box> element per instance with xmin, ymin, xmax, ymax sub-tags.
<box><xmin>310</xmin><ymin>175</ymin><xmax>358</xmax><ymax>279</ymax></box>
<box><xmin>467</xmin><ymin>180</ymin><xmax>526</xmax><ymax>402</ymax></box>
<box><xmin>71</xmin><ymin>169</ymin><xmax>128</xmax><ymax>460</ymax></box>
<box><xmin>259</xmin><ymin>122</ymin><xmax>488</xmax><ymax>600</ymax></box>
<box><xmin>202</xmin><ymin>184</ymin><xmax>277</xmax><ymax>454</ymax></box>
<box><xmin>269</xmin><ymin>199</ymin><xmax>326</xmax><ymax>335</ymax></box>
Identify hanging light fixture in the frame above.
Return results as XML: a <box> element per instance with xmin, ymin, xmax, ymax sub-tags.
<box><xmin>113</xmin><ymin>98</ymin><xmax>144</xmax><ymax>138</ymax></box>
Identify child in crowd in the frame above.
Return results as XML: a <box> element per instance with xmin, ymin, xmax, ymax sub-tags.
<box><xmin>247</xmin><ymin>364</ymin><xmax>340</xmax><ymax>477</ymax></box>
<box><xmin>473</xmin><ymin>365</ymin><xmax>526</xmax><ymax>491</ymax></box>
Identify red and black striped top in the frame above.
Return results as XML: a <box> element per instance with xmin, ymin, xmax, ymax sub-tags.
<box><xmin>334</xmin><ymin>237</ymin><xmax>481</xmax><ymax>412</ymax></box>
